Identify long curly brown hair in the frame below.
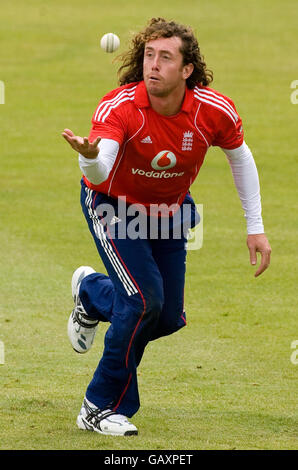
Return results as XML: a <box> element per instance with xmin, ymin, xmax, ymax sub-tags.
<box><xmin>117</xmin><ymin>17</ymin><xmax>213</xmax><ymax>89</ymax></box>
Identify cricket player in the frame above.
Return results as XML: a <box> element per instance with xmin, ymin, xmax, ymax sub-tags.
<box><xmin>62</xmin><ymin>17</ymin><xmax>271</xmax><ymax>436</ymax></box>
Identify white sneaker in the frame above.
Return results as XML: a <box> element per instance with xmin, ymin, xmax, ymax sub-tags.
<box><xmin>67</xmin><ymin>266</ymin><xmax>99</xmax><ymax>354</ymax></box>
<box><xmin>77</xmin><ymin>397</ymin><xmax>138</xmax><ymax>436</ymax></box>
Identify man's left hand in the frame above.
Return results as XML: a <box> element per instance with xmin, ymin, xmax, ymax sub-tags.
<box><xmin>247</xmin><ymin>233</ymin><xmax>271</xmax><ymax>277</ymax></box>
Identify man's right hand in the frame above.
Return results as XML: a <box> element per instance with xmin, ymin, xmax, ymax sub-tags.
<box><xmin>62</xmin><ymin>128</ymin><xmax>101</xmax><ymax>159</ymax></box>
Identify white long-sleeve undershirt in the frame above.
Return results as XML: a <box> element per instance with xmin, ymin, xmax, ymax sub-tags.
<box><xmin>78</xmin><ymin>139</ymin><xmax>119</xmax><ymax>185</ymax></box>
<box><xmin>222</xmin><ymin>142</ymin><xmax>264</xmax><ymax>234</ymax></box>
<box><xmin>79</xmin><ymin>138</ymin><xmax>264</xmax><ymax>234</ymax></box>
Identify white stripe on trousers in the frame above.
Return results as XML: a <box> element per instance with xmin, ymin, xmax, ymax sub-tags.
<box><xmin>85</xmin><ymin>188</ymin><xmax>138</xmax><ymax>297</ymax></box>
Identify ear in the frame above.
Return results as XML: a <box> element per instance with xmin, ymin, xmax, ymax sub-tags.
<box><xmin>183</xmin><ymin>63</ymin><xmax>194</xmax><ymax>80</ymax></box>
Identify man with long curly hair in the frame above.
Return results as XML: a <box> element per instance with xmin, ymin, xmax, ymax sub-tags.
<box><xmin>62</xmin><ymin>18</ymin><xmax>271</xmax><ymax>436</ymax></box>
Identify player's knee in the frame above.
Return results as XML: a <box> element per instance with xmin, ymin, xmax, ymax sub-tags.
<box><xmin>144</xmin><ymin>287</ymin><xmax>164</xmax><ymax>316</ymax></box>
<box><xmin>124</xmin><ymin>286</ymin><xmax>163</xmax><ymax>319</ymax></box>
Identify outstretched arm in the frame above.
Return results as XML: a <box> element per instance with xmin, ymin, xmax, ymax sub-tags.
<box><xmin>62</xmin><ymin>128</ymin><xmax>119</xmax><ymax>185</ymax></box>
<box><xmin>222</xmin><ymin>141</ymin><xmax>271</xmax><ymax>277</ymax></box>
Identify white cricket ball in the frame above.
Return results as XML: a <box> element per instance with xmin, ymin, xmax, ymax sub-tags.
<box><xmin>100</xmin><ymin>33</ymin><xmax>120</xmax><ymax>53</ymax></box>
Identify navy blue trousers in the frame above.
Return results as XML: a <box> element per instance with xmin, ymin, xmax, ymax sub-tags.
<box><xmin>79</xmin><ymin>181</ymin><xmax>197</xmax><ymax>417</ymax></box>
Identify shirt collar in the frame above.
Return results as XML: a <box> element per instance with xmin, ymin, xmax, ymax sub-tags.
<box><xmin>134</xmin><ymin>80</ymin><xmax>194</xmax><ymax>113</ymax></box>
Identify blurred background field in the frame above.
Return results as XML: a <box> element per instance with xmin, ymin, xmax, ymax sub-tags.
<box><xmin>0</xmin><ymin>0</ymin><xmax>297</xmax><ymax>450</ymax></box>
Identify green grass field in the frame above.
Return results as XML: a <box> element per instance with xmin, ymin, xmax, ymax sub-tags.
<box><xmin>0</xmin><ymin>0</ymin><xmax>297</xmax><ymax>450</ymax></box>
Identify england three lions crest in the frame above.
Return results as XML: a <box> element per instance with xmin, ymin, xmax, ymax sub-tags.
<box><xmin>182</xmin><ymin>131</ymin><xmax>193</xmax><ymax>151</ymax></box>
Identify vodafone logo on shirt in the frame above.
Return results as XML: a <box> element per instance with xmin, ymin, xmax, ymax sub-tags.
<box><xmin>151</xmin><ymin>151</ymin><xmax>176</xmax><ymax>170</ymax></box>
<box><xmin>132</xmin><ymin>151</ymin><xmax>184</xmax><ymax>179</ymax></box>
